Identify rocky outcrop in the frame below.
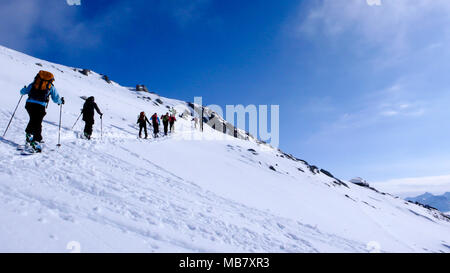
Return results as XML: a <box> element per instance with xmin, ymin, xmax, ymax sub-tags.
<box><xmin>102</xmin><ymin>75</ymin><xmax>111</xmax><ymax>84</ymax></box>
<box><xmin>350</xmin><ymin>177</ymin><xmax>370</xmax><ymax>187</ymax></box>
<box><xmin>136</xmin><ymin>85</ymin><xmax>149</xmax><ymax>92</ymax></box>
<box><xmin>79</xmin><ymin>69</ymin><xmax>91</xmax><ymax>76</ymax></box>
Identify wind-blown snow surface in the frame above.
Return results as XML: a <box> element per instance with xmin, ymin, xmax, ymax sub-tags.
<box><xmin>0</xmin><ymin>46</ymin><xmax>449</xmax><ymax>253</ymax></box>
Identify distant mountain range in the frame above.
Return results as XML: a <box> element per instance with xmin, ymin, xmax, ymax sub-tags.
<box><xmin>407</xmin><ymin>193</ymin><xmax>450</xmax><ymax>213</ymax></box>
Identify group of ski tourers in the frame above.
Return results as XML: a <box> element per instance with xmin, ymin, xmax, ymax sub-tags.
<box><xmin>10</xmin><ymin>70</ymin><xmax>176</xmax><ymax>153</ymax></box>
<box><xmin>137</xmin><ymin>111</ymin><xmax>177</xmax><ymax>139</ymax></box>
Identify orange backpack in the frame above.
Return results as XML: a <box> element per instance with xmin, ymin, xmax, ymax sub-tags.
<box><xmin>28</xmin><ymin>71</ymin><xmax>55</xmax><ymax>104</ymax></box>
<box><xmin>32</xmin><ymin>70</ymin><xmax>54</xmax><ymax>92</ymax></box>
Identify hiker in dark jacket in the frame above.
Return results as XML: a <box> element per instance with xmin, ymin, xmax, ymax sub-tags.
<box><xmin>151</xmin><ymin>113</ymin><xmax>160</xmax><ymax>138</ymax></box>
<box><xmin>137</xmin><ymin>112</ymin><xmax>151</xmax><ymax>139</ymax></box>
<box><xmin>162</xmin><ymin>113</ymin><xmax>169</xmax><ymax>136</ymax></box>
<box><xmin>169</xmin><ymin>114</ymin><xmax>177</xmax><ymax>133</ymax></box>
<box><xmin>82</xmin><ymin>96</ymin><xmax>103</xmax><ymax>140</ymax></box>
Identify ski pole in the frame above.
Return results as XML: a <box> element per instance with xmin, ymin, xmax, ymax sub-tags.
<box><xmin>57</xmin><ymin>103</ymin><xmax>63</xmax><ymax>147</ymax></box>
<box><xmin>3</xmin><ymin>95</ymin><xmax>24</xmax><ymax>138</ymax></box>
<box><xmin>71</xmin><ymin>112</ymin><xmax>82</xmax><ymax>130</ymax></box>
<box><xmin>100</xmin><ymin>115</ymin><xmax>103</xmax><ymax>140</ymax></box>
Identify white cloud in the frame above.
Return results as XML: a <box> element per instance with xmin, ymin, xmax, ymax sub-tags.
<box><xmin>290</xmin><ymin>1</ymin><xmax>450</xmax><ymax>185</ymax></box>
<box><xmin>322</xmin><ymin>82</ymin><xmax>427</xmax><ymax>131</ymax></box>
<box><xmin>366</xmin><ymin>0</ymin><xmax>382</xmax><ymax>6</ymax></box>
<box><xmin>295</xmin><ymin>0</ymin><xmax>450</xmax><ymax>54</ymax></box>
<box><xmin>157</xmin><ymin>0</ymin><xmax>212</xmax><ymax>27</ymax></box>
<box><xmin>0</xmin><ymin>0</ymin><xmax>212</xmax><ymax>52</ymax></box>
<box><xmin>0</xmin><ymin>1</ymin><xmax>40</xmax><ymax>51</ymax></box>
<box><xmin>374</xmin><ymin>174</ymin><xmax>450</xmax><ymax>198</ymax></box>
<box><xmin>66</xmin><ymin>0</ymin><xmax>81</xmax><ymax>6</ymax></box>
<box><xmin>380</xmin><ymin>110</ymin><xmax>398</xmax><ymax>117</ymax></box>
<box><xmin>0</xmin><ymin>0</ymin><xmax>97</xmax><ymax>52</ymax></box>
<box><xmin>378</xmin><ymin>102</ymin><xmax>425</xmax><ymax>118</ymax></box>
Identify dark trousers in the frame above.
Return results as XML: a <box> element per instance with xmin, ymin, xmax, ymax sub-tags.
<box><xmin>84</xmin><ymin>120</ymin><xmax>94</xmax><ymax>137</ymax></box>
<box><xmin>25</xmin><ymin>102</ymin><xmax>46</xmax><ymax>142</ymax></box>
<box><xmin>153</xmin><ymin>123</ymin><xmax>159</xmax><ymax>137</ymax></box>
<box><xmin>139</xmin><ymin>123</ymin><xmax>148</xmax><ymax>138</ymax></box>
<box><xmin>170</xmin><ymin>122</ymin><xmax>174</xmax><ymax>132</ymax></box>
<box><xmin>163</xmin><ymin>122</ymin><xmax>169</xmax><ymax>135</ymax></box>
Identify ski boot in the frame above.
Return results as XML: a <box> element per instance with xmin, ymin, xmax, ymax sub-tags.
<box><xmin>26</xmin><ymin>133</ymin><xmax>33</xmax><ymax>143</ymax></box>
<box><xmin>30</xmin><ymin>141</ymin><xmax>42</xmax><ymax>153</ymax></box>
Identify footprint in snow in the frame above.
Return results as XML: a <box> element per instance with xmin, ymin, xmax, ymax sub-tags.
<box><xmin>38</xmin><ymin>217</ymin><xmax>48</xmax><ymax>224</ymax></box>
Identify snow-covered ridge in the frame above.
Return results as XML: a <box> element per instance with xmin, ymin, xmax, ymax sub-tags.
<box><xmin>0</xmin><ymin>45</ymin><xmax>449</xmax><ymax>253</ymax></box>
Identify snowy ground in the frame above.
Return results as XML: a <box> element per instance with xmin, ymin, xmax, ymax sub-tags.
<box><xmin>0</xmin><ymin>45</ymin><xmax>449</xmax><ymax>253</ymax></box>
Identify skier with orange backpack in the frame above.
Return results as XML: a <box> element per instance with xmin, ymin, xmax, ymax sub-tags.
<box><xmin>20</xmin><ymin>70</ymin><xmax>64</xmax><ymax>152</ymax></box>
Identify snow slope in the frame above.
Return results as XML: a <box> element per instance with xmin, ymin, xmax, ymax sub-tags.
<box><xmin>0</xmin><ymin>45</ymin><xmax>449</xmax><ymax>253</ymax></box>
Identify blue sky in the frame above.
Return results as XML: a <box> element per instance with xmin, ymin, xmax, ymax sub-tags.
<box><xmin>1</xmin><ymin>0</ymin><xmax>450</xmax><ymax>188</ymax></box>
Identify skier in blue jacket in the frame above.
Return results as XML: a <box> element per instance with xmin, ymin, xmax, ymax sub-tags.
<box><xmin>151</xmin><ymin>113</ymin><xmax>160</xmax><ymax>138</ymax></box>
<box><xmin>20</xmin><ymin>71</ymin><xmax>64</xmax><ymax>151</ymax></box>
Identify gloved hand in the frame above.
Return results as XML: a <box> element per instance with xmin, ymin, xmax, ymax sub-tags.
<box><xmin>61</xmin><ymin>97</ymin><xmax>65</xmax><ymax>105</ymax></box>
<box><xmin>100</xmin><ymin>113</ymin><xmax>103</xmax><ymax>119</ymax></box>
